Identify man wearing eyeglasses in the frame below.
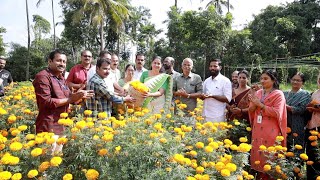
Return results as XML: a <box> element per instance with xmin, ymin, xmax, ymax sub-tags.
<box><xmin>67</xmin><ymin>50</ymin><xmax>93</xmax><ymax>91</ymax></box>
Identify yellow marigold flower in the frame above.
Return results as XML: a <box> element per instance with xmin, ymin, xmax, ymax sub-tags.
<box><xmin>98</xmin><ymin>112</ymin><xmax>108</xmax><ymax>119</ymax></box>
<box><xmin>50</xmin><ymin>156</ymin><xmax>63</xmax><ymax>166</ymax></box>
<box><xmin>0</xmin><ymin>171</ymin><xmax>12</xmax><ymax>180</ymax></box>
<box><xmin>85</xmin><ymin>169</ymin><xmax>99</xmax><ymax>180</ymax></box>
<box><xmin>154</xmin><ymin>114</ymin><xmax>162</xmax><ymax>119</ymax></box>
<box><xmin>173</xmin><ymin>154</ymin><xmax>184</xmax><ymax>164</ymax></box>
<box><xmin>154</xmin><ymin>123</ymin><xmax>162</xmax><ymax>131</ymax></box>
<box><xmin>63</xmin><ymin>173</ymin><xmax>73</xmax><ymax>180</ymax></box>
<box><xmin>295</xmin><ymin>144</ymin><xmax>303</xmax><ymax>150</ymax></box>
<box><xmin>224</xmin><ymin>139</ymin><xmax>233</xmax><ymax>145</ymax></box>
<box><xmin>238</xmin><ymin>143</ymin><xmax>252</xmax><ymax>152</ymax></box>
<box><xmin>246</xmin><ymin>127</ymin><xmax>252</xmax><ymax>131</ymax></box>
<box><xmin>234</xmin><ymin>121</ymin><xmax>240</xmax><ymax>125</ymax></box>
<box><xmin>115</xmin><ymin>146</ymin><xmax>121</xmax><ymax>151</ymax></box>
<box><xmin>263</xmin><ymin>164</ymin><xmax>271</xmax><ymax>172</ymax></box>
<box><xmin>76</xmin><ymin>120</ymin><xmax>87</xmax><ymax>129</ymax></box>
<box><xmin>186</xmin><ymin>177</ymin><xmax>196</xmax><ymax>180</ymax></box>
<box><xmin>0</xmin><ymin>108</ymin><xmax>8</xmax><ymax>115</ymax></box>
<box><xmin>166</xmin><ymin>114</ymin><xmax>172</xmax><ymax>119</ymax></box>
<box><xmin>276</xmin><ymin>136</ymin><xmax>284</xmax><ymax>142</ymax></box>
<box><xmin>9</xmin><ymin>142</ymin><xmax>23</xmax><ymax>151</ymax></box>
<box><xmin>207</xmin><ymin>138</ymin><xmax>214</xmax><ymax>142</ymax></box>
<box><xmin>56</xmin><ymin>137</ymin><xmax>68</xmax><ymax>145</ymax></box>
<box><xmin>267</xmin><ymin>146</ymin><xmax>275</xmax><ymax>152</ymax></box>
<box><xmin>310</xmin><ymin>130</ymin><xmax>319</xmax><ymax>136</ymax></box>
<box><xmin>196</xmin><ymin>166</ymin><xmax>205</xmax><ymax>174</ymax></box>
<box><xmin>208</xmin><ymin>142</ymin><xmax>219</xmax><ymax>150</ymax></box>
<box><xmin>159</xmin><ymin>138</ymin><xmax>167</xmax><ymax>143</ymax></box>
<box><xmin>230</xmin><ymin>144</ymin><xmax>238</xmax><ymax>151</ymax></box>
<box><xmin>300</xmin><ymin>153</ymin><xmax>308</xmax><ymax>161</ymax></box>
<box><xmin>13</xmin><ymin>95</ymin><xmax>22</xmax><ymax>100</ymax></box>
<box><xmin>38</xmin><ymin>161</ymin><xmax>50</xmax><ymax>172</ymax></box>
<box><xmin>9</xmin><ymin>156</ymin><xmax>20</xmax><ymax>165</ymax></box>
<box><xmin>204</xmin><ymin>146</ymin><xmax>213</xmax><ymax>153</ymax></box>
<box><xmin>11</xmin><ymin>173</ymin><xmax>22</xmax><ymax>180</ymax></box>
<box><xmin>278</xmin><ymin>153</ymin><xmax>285</xmax><ymax>158</ymax></box>
<box><xmin>165</xmin><ymin>167</ymin><xmax>172</xmax><ymax>172</ymax></box>
<box><xmin>7</xmin><ymin>115</ymin><xmax>17</xmax><ymax>123</ymax></box>
<box><xmin>195</xmin><ymin>142</ymin><xmax>204</xmax><ymax>149</ymax></box>
<box><xmin>27</xmin><ymin>169</ymin><xmax>38</xmax><ymax>178</ymax></box>
<box><xmin>84</xmin><ymin>110</ymin><xmax>92</xmax><ymax>116</ymax></box>
<box><xmin>259</xmin><ymin>145</ymin><xmax>267</xmax><ymax>151</ymax></box>
<box><xmin>31</xmin><ymin>148</ymin><xmax>43</xmax><ymax>157</ymax></box>
<box><xmin>26</xmin><ymin>134</ymin><xmax>35</xmax><ymax>140</ymax></box>
<box><xmin>221</xmin><ymin>169</ymin><xmax>231</xmax><ymax>177</ymax></box>
<box><xmin>189</xmin><ymin>150</ymin><xmax>197</xmax><ymax>157</ymax></box>
<box><xmin>215</xmin><ymin>162</ymin><xmax>225</xmax><ymax>171</ymax></box>
<box><xmin>60</xmin><ymin>112</ymin><xmax>68</xmax><ymax>118</ymax></box>
<box><xmin>127</xmin><ymin>108</ymin><xmax>134</xmax><ymax>113</ymax></box>
<box><xmin>18</xmin><ymin>125</ymin><xmax>28</xmax><ymax>131</ymax></box>
<box><xmin>226</xmin><ymin>163</ymin><xmax>237</xmax><ymax>172</ymax></box>
<box><xmin>11</xmin><ymin>129</ymin><xmax>21</xmax><ymax>136</ymax></box>
<box><xmin>239</xmin><ymin>137</ymin><xmax>248</xmax><ymax>143</ymax></box>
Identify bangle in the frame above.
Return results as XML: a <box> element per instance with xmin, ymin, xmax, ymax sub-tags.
<box><xmin>187</xmin><ymin>94</ymin><xmax>190</xmax><ymax>99</ymax></box>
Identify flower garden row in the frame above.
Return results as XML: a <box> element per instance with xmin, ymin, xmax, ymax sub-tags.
<box><xmin>0</xmin><ymin>82</ymin><xmax>319</xmax><ymax>179</ymax></box>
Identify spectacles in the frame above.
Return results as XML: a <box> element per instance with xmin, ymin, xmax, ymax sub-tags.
<box><xmin>291</xmin><ymin>79</ymin><xmax>302</xmax><ymax>83</ymax></box>
<box><xmin>82</xmin><ymin>55</ymin><xmax>92</xmax><ymax>58</ymax></box>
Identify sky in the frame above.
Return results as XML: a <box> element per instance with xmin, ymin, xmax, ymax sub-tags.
<box><xmin>0</xmin><ymin>0</ymin><xmax>294</xmax><ymax>53</ymax></box>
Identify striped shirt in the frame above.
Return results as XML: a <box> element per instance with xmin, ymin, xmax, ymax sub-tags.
<box><xmin>86</xmin><ymin>73</ymin><xmax>124</xmax><ymax>116</ymax></box>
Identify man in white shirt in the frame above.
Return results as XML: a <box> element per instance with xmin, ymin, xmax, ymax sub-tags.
<box><xmin>133</xmin><ymin>53</ymin><xmax>147</xmax><ymax>80</ymax></box>
<box><xmin>202</xmin><ymin>59</ymin><xmax>232</xmax><ymax>122</ymax></box>
<box><xmin>87</xmin><ymin>51</ymin><xmax>124</xmax><ymax>95</ymax></box>
<box><xmin>110</xmin><ymin>54</ymin><xmax>121</xmax><ymax>81</ymax></box>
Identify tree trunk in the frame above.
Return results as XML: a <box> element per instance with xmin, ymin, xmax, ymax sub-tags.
<box><xmin>175</xmin><ymin>0</ymin><xmax>177</xmax><ymax>7</ymax></box>
<box><xmin>51</xmin><ymin>0</ymin><xmax>56</xmax><ymax>49</ymax></box>
<box><xmin>25</xmin><ymin>0</ymin><xmax>30</xmax><ymax>81</ymax></box>
<box><xmin>100</xmin><ymin>21</ymin><xmax>105</xmax><ymax>51</ymax></box>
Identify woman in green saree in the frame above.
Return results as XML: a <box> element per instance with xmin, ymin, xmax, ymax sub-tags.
<box><xmin>140</xmin><ymin>56</ymin><xmax>172</xmax><ymax>113</ymax></box>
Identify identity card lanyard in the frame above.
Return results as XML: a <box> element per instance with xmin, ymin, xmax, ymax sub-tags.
<box><xmin>257</xmin><ymin>90</ymin><xmax>268</xmax><ymax>124</ymax></box>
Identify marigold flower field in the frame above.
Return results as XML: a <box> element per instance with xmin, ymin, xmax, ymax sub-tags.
<box><xmin>0</xmin><ymin>82</ymin><xmax>320</xmax><ymax>180</ymax></box>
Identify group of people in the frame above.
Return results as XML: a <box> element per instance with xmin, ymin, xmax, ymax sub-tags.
<box><xmin>0</xmin><ymin>57</ymin><xmax>13</xmax><ymax>96</ymax></box>
<box><xmin>229</xmin><ymin>69</ymin><xmax>320</xmax><ymax>179</ymax></box>
<box><xmin>15</xmin><ymin>48</ymin><xmax>318</xmax><ymax>179</ymax></box>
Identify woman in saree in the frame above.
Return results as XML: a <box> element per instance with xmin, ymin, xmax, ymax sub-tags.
<box><xmin>118</xmin><ymin>64</ymin><xmax>135</xmax><ymax>90</ymax></box>
<box><xmin>248</xmin><ymin>69</ymin><xmax>287</xmax><ymax>179</ymax></box>
<box><xmin>140</xmin><ymin>56</ymin><xmax>172</xmax><ymax>113</ymax></box>
<box><xmin>283</xmin><ymin>72</ymin><xmax>310</xmax><ymax>155</ymax></box>
<box><xmin>227</xmin><ymin>70</ymin><xmax>251</xmax><ymax>121</ymax></box>
<box><xmin>305</xmin><ymin>73</ymin><xmax>320</xmax><ymax>179</ymax></box>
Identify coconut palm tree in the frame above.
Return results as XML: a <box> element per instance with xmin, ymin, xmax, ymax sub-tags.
<box><xmin>25</xmin><ymin>0</ymin><xmax>30</xmax><ymax>80</ymax></box>
<box><xmin>65</xmin><ymin>0</ymin><xmax>130</xmax><ymax>51</ymax></box>
<box><xmin>201</xmin><ymin>0</ymin><xmax>233</xmax><ymax>14</ymax></box>
<box><xmin>36</xmin><ymin>0</ymin><xmax>56</xmax><ymax>49</ymax></box>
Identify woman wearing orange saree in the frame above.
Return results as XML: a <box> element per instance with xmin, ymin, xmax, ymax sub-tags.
<box><xmin>228</xmin><ymin>70</ymin><xmax>251</xmax><ymax>121</ymax></box>
<box><xmin>248</xmin><ymin>69</ymin><xmax>287</xmax><ymax>179</ymax></box>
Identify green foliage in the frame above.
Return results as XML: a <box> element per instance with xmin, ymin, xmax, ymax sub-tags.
<box><xmin>0</xmin><ymin>27</ymin><xmax>6</xmax><ymax>56</ymax></box>
<box><xmin>32</xmin><ymin>15</ymin><xmax>51</xmax><ymax>40</ymax></box>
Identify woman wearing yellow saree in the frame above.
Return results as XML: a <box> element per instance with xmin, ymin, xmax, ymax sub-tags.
<box><xmin>140</xmin><ymin>56</ymin><xmax>173</xmax><ymax>113</ymax></box>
